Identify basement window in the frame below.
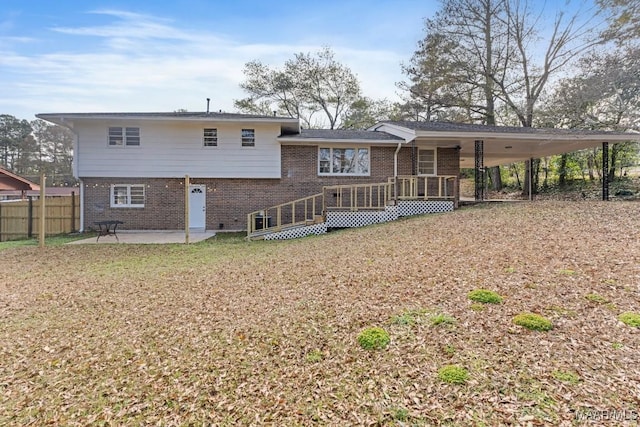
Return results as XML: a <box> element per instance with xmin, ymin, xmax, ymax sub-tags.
<box><xmin>111</xmin><ymin>184</ymin><xmax>145</xmax><ymax>208</ymax></box>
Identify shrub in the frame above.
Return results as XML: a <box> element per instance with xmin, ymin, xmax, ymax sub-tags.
<box><xmin>437</xmin><ymin>365</ymin><xmax>469</xmax><ymax>384</ymax></box>
<box><xmin>513</xmin><ymin>313</ymin><xmax>553</xmax><ymax>331</ymax></box>
<box><xmin>468</xmin><ymin>289</ymin><xmax>503</xmax><ymax>304</ymax></box>
<box><xmin>357</xmin><ymin>327</ymin><xmax>390</xmax><ymax>350</ymax></box>
<box><xmin>619</xmin><ymin>312</ymin><xmax>640</xmax><ymax>328</ymax></box>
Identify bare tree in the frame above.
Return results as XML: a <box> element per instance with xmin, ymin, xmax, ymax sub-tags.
<box><xmin>597</xmin><ymin>0</ymin><xmax>640</xmax><ymax>42</ymax></box>
<box><xmin>543</xmin><ymin>45</ymin><xmax>640</xmax><ymax>181</ymax></box>
<box><xmin>235</xmin><ymin>47</ymin><xmax>362</xmax><ymax>129</ymax></box>
<box><xmin>402</xmin><ymin>0</ymin><xmax>610</xmax><ymax>193</ymax></box>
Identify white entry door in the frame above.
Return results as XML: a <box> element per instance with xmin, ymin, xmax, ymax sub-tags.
<box><xmin>189</xmin><ymin>185</ymin><xmax>206</xmax><ymax>229</ymax></box>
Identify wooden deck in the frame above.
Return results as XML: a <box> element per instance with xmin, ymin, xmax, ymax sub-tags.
<box><xmin>247</xmin><ymin>175</ymin><xmax>458</xmax><ymax>239</ymax></box>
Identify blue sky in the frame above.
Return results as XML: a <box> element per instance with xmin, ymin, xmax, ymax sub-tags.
<box><xmin>1</xmin><ymin>0</ymin><xmax>436</xmax><ymax>120</ymax></box>
<box><xmin>1</xmin><ymin>0</ymin><xmax>600</xmax><ymax>121</ymax></box>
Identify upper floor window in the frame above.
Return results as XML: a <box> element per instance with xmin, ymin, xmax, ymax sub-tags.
<box><xmin>418</xmin><ymin>149</ymin><xmax>436</xmax><ymax>175</ymax></box>
<box><xmin>318</xmin><ymin>147</ymin><xmax>370</xmax><ymax>175</ymax></box>
<box><xmin>203</xmin><ymin>128</ymin><xmax>218</xmax><ymax>147</ymax></box>
<box><xmin>109</xmin><ymin>127</ymin><xmax>140</xmax><ymax>146</ymax></box>
<box><xmin>241</xmin><ymin>128</ymin><xmax>255</xmax><ymax>147</ymax></box>
<box><xmin>110</xmin><ymin>184</ymin><xmax>145</xmax><ymax>208</ymax></box>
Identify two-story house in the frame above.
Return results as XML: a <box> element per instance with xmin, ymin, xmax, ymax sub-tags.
<box><xmin>37</xmin><ymin>111</ymin><xmax>638</xmax><ymax>239</ymax></box>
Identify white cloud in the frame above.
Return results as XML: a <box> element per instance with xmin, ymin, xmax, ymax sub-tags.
<box><xmin>2</xmin><ymin>8</ymin><xmax>408</xmax><ymax>119</ymax></box>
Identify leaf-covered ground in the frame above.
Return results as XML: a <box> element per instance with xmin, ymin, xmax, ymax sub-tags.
<box><xmin>1</xmin><ymin>201</ymin><xmax>639</xmax><ymax>426</ymax></box>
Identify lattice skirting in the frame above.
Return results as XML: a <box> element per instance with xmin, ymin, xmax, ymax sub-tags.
<box><xmin>264</xmin><ymin>223</ymin><xmax>327</xmax><ymax>240</ymax></box>
<box><xmin>261</xmin><ymin>201</ymin><xmax>454</xmax><ymax>239</ymax></box>
<box><xmin>397</xmin><ymin>200</ymin><xmax>454</xmax><ymax>216</ymax></box>
<box><xmin>326</xmin><ymin>207</ymin><xmax>399</xmax><ymax>229</ymax></box>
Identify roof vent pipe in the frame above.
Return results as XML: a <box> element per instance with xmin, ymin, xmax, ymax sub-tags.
<box><xmin>206</xmin><ymin>98</ymin><xmax>210</xmax><ymax>114</ymax></box>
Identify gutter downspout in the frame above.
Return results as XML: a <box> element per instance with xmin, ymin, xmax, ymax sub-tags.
<box><xmin>56</xmin><ymin>118</ymin><xmax>84</xmax><ymax>232</ymax></box>
<box><xmin>79</xmin><ymin>179</ymin><xmax>84</xmax><ymax>232</ymax></box>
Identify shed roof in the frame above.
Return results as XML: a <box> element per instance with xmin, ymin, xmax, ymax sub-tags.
<box><xmin>0</xmin><ymin>168</ymin><xmax>40</xmax><ymax>191</ymax></box>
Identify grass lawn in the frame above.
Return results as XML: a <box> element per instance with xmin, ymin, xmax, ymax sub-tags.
<box><xmin>1</xmin><ymin>201</ymin><xmax>639</xmax><ymax>425</ymax></box>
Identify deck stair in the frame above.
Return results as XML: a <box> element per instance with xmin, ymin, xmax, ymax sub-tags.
<box><xmin>247</xmin><ymin>175</ymin><xmax>458</xmax><ymax>240</ymax></box>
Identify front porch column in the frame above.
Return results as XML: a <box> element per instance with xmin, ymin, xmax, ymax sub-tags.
<box><xmin>474</xmin><ymin>140</ymin><xmax>485</xmax><ymax>201</ymax></box>
<box><xmin>602</xmin><ymin>142</ymin><xmax>609</xmax><ymax>201</ymax></box>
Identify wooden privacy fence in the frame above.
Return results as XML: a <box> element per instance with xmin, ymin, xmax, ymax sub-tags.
<box><xmin>0</xmin><ymin>194</ymin><xmax>80</xmax><ymax>242</ymax></box>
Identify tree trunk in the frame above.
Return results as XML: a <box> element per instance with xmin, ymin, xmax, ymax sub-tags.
<box><xmin>488</xmin><ymin>166</ymin><xmax>502</xmax><ymax>191</ymax></box>
<box><xmin>511</xmin><ymin>164</ymin><xmax>521</xmax><ymax>189</ymax></box>
<box><xmin>558</xmin><ymin>154</ymin><xmax>568</xmax><ymax>186</ymax></box>
<box><xmin>608</xmin><ymin>143</ymin><xmax>618</xmax><ymax>182</ymax></box>
<box><xmin>523</xmin><ymin>159</ymin><xmax>540</xmax><ymax>196</ymax></box>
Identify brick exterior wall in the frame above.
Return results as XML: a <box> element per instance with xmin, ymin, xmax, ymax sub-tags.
<box><xmin>81</xmin><ymin>146</ymin><xmax>459</xmax><ymax>231</ymax></box>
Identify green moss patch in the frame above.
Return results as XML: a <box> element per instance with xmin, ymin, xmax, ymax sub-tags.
<box><xmin>585</xmin><ymin>293</ymin><xmax>608</xmax><ymax>304</ymax></box>
<box><xmin>551</xmin><ymin>370</ymin><xmax>580</xmax><ymax>385</ymax></box>
<box><xmin>430</xmin><ymin>313</ymin><xmax>456</xmax><ymax>326</ymax></box>
<box><xmin>468</xmin><ymin>289</ymin><xmax>503</xmax><ymax>304</ymax></box>
<box><xmin>437</xmin><ymin>365</ymin><xmax>469</xmax><ymax>385</ymax></box>
<box><xmin>513</xmin><ymin>313</ymin><xmax>553</xmax><ymax>331</ymax></box>
<box><xmin>357</xmin><ymin>327</ymin><xmax>390</xmax><ymax>350</ymax></box>
<box><xmin>619</xmin><ymin>312</ymin><xmax>640</xmax><ymax>328</ymax></box>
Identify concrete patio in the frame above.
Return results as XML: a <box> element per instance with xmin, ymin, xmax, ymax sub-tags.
<box><xmin>68</xmin><ymin>230</ymin><xmax>217</xmax><ymax>244</ymax></box>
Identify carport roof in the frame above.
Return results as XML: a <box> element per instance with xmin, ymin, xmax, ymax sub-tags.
<box><xmin>372</xmin><ymin>121</ymin><xmax>640</xmax><ymax>167</ymax></box>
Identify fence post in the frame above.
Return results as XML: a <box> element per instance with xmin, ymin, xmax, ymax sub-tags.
<box><xmin>0</xmin><ymin>202</ymin><xmax>2</xmax><ymax>242</ymax></box>
<box><xmin>184</xmin><ymin>174</ymin><xmax>190</xmax><ymax>244</ymax></box>
<box><xmin>39</xmin><ymin>173</ymin><xmax>46</xmax><ymax>248</ymax></box>
<box><xmin>28</xmin><ymin>196</ymin><xmax>33</xmax><ymax>238</ymax></box>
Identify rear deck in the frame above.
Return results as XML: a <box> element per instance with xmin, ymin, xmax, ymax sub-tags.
<box><xmin>247</xmin><ymin>175</ymin><xmax>458</xmax><ymax>240</ymax></box>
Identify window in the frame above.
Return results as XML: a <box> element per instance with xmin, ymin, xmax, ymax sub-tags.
<box><xmin>241</xmin><ymin>128</ymin><xmax>255</xmax><ymax>147</ymax></box>
<box><xmin>203</xmin><ymin>128</ymin><xmax>218</xmax><ymax>146</ymax></box>
<box><xmin>418</xmin><ymin>149</ymin><xmax>436</xmax><ymax>175</ymax></box>
<box><xmin>109</xmin><ymin>127</ymin><xmax>140</xmax><ymax>146</ymax></box>
<box><xmin>318</xmin><ymin>147</ymin><xmax>370</xmax><ymax>175</ymax></box>
<box><xmin>110</xmin><ymin>184</ymin><xmax>145</xmax><ymax>207</ymax></box>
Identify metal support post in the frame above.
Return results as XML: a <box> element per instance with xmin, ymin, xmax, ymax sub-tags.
<box><xmin>602</xmin><ymin>142</ymin><xmax>609</xmax><ymax>201</ymax></box>
<box><xmin>474</xmin><ymin>140</ymin><xmax>484</xmax><ymax>201</ymax></box>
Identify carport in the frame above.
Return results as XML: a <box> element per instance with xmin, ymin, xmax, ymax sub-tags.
<box><xmin>377</xmin><ymin>121</ymin><xmax>640</xmax><ymax>201</ymax></box>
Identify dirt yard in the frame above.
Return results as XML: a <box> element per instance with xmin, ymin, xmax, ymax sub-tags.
<box><xmin>1</xmin><ymin>201</ymin><xmax>639</xmax><ymax>425</ymax></box>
